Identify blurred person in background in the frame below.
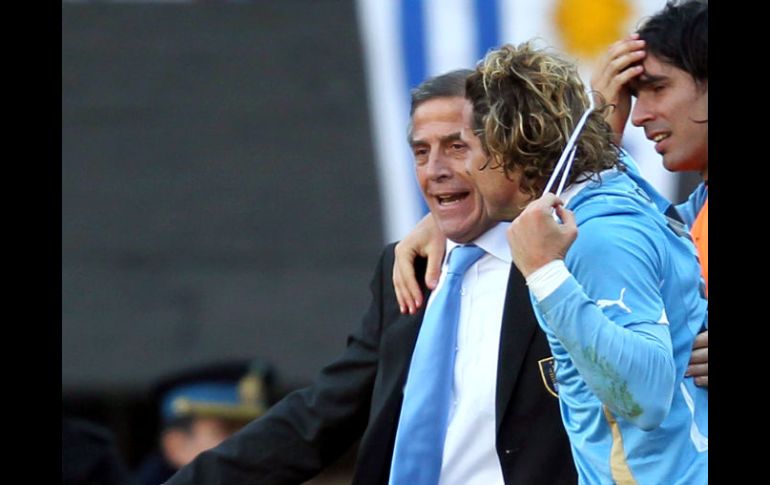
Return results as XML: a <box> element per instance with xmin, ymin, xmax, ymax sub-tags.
<box><xmin>63</xmin><ymin>415</ymin><xmax>134</xmax><ymax>485</ymax></box>
<box><xmin>133</xmin><ymin>359</ymin><xmax>273</xmax><ymax>485</ymax></box>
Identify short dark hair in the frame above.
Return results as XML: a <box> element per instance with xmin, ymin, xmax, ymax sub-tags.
<box><xmin>637</xmin><ymin>0</ymin><xmax>707</xmax><ymax>85</ymax></box>
<box><xmin>409</xmin><ymin>69</ymin><xmax>474</xmax><ymax>116</ymax></box>
<box><xmin>408</xmin><ymin>69</ymin><xmax>474</xmax><ymax>140</ymax></box>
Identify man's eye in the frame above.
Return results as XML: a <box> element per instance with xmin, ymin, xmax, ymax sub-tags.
<box><xmin>413</xmin><ymin>149</ymin><xmax>429</xmax><ymax>163</ymax></box>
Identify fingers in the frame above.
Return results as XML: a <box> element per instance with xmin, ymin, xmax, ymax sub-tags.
<box><xmin>606</xmin><ymin>36</ymin><xmax>644</xmax><ymax>64</ymax></box>
<box><xmin>520</xmin><ymin>193</ymin><xmax>565</xmax><ymax>222</ymax></box>
<box><xmin>392</xmin><ymin>213</ymin><xmax>448</xmax><ymax>314</ymax></box>
<box><xmin>686</xmin><ymin>362</ymin><xmax>707</xmax><ymax>376</ymax></box>
<box><xmin>535</xmin><ymin>192</ymin><xmax>563</xmax><ymax>210</ymax></box>
<box><xmin>607</xmin><ymin>59</ymin><xmax>644</xmax><ymax>87</ymax></box>
<box><xmin>507</xmin><ymin>193</ymin><xmax>577</xmax><ymax>277</ymax></box>
<box><xmin>534</xmin><ymin>193</ymin><xmax>569</xmax><ymax>217</ymax></box>
<box><xmin>554</xmin><ymin>203</ymin><xmax>578</xmax><ymax>242</ymax></box>
<box><xmin>590</xmin><ymin>36</ymin><xmax>645</xmax><ymax>142</ymax></box>
<box><xmin>393</xmin><ymin>244</ymin><xmax>422</xmax><ymax>314</ymax></box>
<box><xmin>604</xmin><ymin>57</ymin><xmax>644</xmax><ymax>98</ymax></box>
<box><xmin>686</xmin><ymin>330</ymin><xmax>708</xmax><ymax>387</ymax></box>
<box><xmin>393</xmin><ymin>243</ymin><xmax>440</xmax><ymax>314</ymax></box>
<box><xmin>604</xmin><ymin>35</ymin><xmax>645</xmax><ymax>72</ymax></box>
<box><xmin>688</xmin><ymin>346</ymin><xmax>708</xmax><ymax>365</ymax></box>
<box><xmin>424</xmin><ymin>243</ymin><xmax>443</xmax><ymax>290</ymax></box>
<box><xmin>692</xmin><ymin>330</ymin><xmax>708</xmax><ymax>349</ymax></box>
<box><xmin>685</xmin><ymin>362</ymin><xmax>708</xmax><ymax>388</ymax></box>
<box><xmin>688</xmin><ymin>330</ymin><xmax>708</xmax><ymax>366</ymax></box>
<box><xmin>591</xmin><ymin>37</ymin><xmax>646</xmax><ymax>98</ymax></box>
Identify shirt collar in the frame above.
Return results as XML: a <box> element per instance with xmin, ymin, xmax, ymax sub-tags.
<box><xmin>559</xmin><ymin>168</ymin><xmax>618</xmax><ymax>208</ymax></box>
<box><xmin>446</xmin><ymin>221</ymin><xmax>512</xmax><ymax>266</ymax></box>
<box><xmin>558</xmin><ymin>171</ymin><xmax>592</xmax><ymax>208</ymax></box>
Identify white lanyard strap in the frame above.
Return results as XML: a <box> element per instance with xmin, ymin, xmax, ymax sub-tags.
<box><xmin>542</xmin><ymin>95</ymin><xmax>595</xmax><ymax>198</ymax></box>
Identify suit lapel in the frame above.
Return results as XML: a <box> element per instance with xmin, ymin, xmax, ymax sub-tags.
<box><xmin>382</xmin><ymin>305</ymin><xmax>427</xmax><ymax>404</ymax></box>
<box><xmin>354</xmin><ymin>309</ymin><xmax>427</xmax><ymax>485</ymax></box>
<box><xmin>495</xmin><ymin>263</ymin><xmax>539</xmax><ymax>432</ymax></box>
<box><xmin>352</xmin><ymin>254</ymin><xmax>431</xmax><ymax>485</ymax></box>
<box><xmin>388</xmin><ymin>259</ymin><xmax>432</xmax><ymax>395</ymax></box>
<box><xmin>369</xmin><ymin>281</ymin><xmax>431</xmax><ymax>421</ymax></box>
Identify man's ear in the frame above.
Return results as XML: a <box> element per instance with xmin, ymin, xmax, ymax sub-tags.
<box><xmin>161</xmin><ymin>428</ymin><xmax>191</xmax><ymax>469</ymax></box>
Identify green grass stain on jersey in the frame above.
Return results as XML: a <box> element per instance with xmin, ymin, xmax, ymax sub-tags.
<box><xmin>580</xmin><ymin>346</ymin><xmax>643</xmax><ymax>419</ymax></box>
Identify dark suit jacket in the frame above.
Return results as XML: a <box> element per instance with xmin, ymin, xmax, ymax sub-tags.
<box><xmin>166</xmin><ymin>244</ymin><xmax>576</xmax><ymax>485</ymax></box>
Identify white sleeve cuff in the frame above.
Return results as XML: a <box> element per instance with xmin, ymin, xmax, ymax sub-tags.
<box><xmin>526</xmin><ymin>260</ymin><xmax>571</xmax><ymax>302</ymax></box>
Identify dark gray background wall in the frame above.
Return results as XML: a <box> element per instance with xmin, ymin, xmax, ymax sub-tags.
<box><xmin>62</xmin><ymin>1</ymin><xmax>383</xmax><ymax>399</ymax></box>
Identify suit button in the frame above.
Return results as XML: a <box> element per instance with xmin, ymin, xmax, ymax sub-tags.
<box><xmin>504</xmin><ymin>448</ymin><xmax>519</xmax><ymax>455</ymax></box>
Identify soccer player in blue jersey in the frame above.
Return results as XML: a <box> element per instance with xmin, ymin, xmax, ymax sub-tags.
<box><xmin>457</xmin><ymin>42</ymin><xmax>707</xmax><ymax>484</ymax></box>
<box><xmin>590</xmin><ymin>0</ymin><xmax>708</xmax><ymax>386</ymax></box>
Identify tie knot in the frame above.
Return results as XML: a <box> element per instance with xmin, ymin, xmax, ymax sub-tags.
<box><xmin>447</xmin><ymin>244</ymin><xmax>485</xmax><ymax>276</ymax></box>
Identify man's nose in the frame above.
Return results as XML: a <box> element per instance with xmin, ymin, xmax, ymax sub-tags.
<box><xmin>631</xmin><ymin>96</ymin><xmax>654</xmax><ymax>127</ymax></box>
<box><xmin>426</xmin><ymin>151</ymin><xmax>452</xmax><ymax>180</ymax></box>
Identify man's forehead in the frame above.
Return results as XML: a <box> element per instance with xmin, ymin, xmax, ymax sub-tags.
<box><xmin>628</xmin><ymin>54</ymin><xmax>672</xmax><ymax>92</ymax></box>
<box><xmin>410</xmin><ymin>100</ymin><xmax>469</xmax><ymax>137</ymax></box>
<box><xmin>413</xmin><ymin>96</ymin><xmax>467</xmax><ymax>115</ymax></box>
<box><xmin>460</xmin><ymin>98</ymin><xmax>475</xmax><ymax>120</ymax></box>
<box><xmin>409</xmin><ymin>130</ymin><xmax>462</xmax><ymax>147</ymax></box>
<box><xmin>641</xmin><ymin>53</ymin><xmax>689</xmax><ymax>78</ymax></box>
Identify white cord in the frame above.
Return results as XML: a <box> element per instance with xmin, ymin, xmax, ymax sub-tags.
<box><xmin>542</xmin><ymin>95</ymin><xmax>596</xmax><ymax>197</ymax></box>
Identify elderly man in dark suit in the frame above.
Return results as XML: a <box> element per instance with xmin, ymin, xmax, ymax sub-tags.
<box><xmin>165</xmin><ymin>70</ymin><xmax>576</xmax><ymax>485</ymax></box>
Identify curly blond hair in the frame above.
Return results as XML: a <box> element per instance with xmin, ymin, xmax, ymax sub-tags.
<box><xmin>466</xmin><ymin>42</ymin><xmax>620</xmax><ymax>198</ymax></box>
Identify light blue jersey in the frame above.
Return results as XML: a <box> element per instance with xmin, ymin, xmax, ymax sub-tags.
<box><xmin>676</xmin><ymin>181</ymin><xmax>708</xmax><ymax>227</ymax></box>
<box><xmin>532</xmin><ymin>163</ymin><xmax>708</xmax><ymax>484</ymax></box>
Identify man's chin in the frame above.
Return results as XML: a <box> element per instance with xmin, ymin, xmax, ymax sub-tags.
<box><xmin>441</xmin><ymin>227</ymin><xmax>478</xmax><ymax>244</ymax></box>
<box><xmin>440</xmin><ymin>221</ymin><xmax>492</xmax><ymax>244</ymax></box>
<box><xmin>485</xmin><ymin>207</ymin><xmax>514</xmax><ymax>223</ymax></box>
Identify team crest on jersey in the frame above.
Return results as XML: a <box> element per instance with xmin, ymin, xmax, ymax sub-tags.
<box><xmin>538</xmin><ymin>357</ymin><xmax>559</xmax><ymax>398</ymax></box>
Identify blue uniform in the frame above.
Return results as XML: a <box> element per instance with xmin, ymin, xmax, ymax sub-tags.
<box><xmin>676</xmin><ymin>181</ymin><xmax>708</xmax><ymax>227</ymax></box>
<box><xmin>532</xmin><ymin>165</ymin><xmax>708</xmax><ymax>484</ymax></box>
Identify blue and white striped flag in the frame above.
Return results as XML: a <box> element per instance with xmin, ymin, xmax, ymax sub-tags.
<box><xmin>356</xmin><ymin>0</ymin><xmax>672</xmax><ymax>243</ymax></box>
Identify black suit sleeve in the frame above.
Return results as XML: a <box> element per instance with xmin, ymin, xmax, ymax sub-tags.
<box><xmin>165</xmin><ymin>246</ymin><xmax>395</xmax><ymax>485</ymax></box>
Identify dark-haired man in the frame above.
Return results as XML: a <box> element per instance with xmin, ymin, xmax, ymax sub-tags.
<box><xmin>591</xmin><ymin>0</ymin><xmax>709</xmax><ymax>386</ymax></box>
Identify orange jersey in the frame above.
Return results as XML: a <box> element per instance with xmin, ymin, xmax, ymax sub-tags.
<box><xmin>690</xmin><ymin>199</ymin><xmax>708</xmax><ymax>296</ymax></box>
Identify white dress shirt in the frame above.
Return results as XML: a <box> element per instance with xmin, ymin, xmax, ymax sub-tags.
<box><xmin>430</xmin><ymin>222</ymin><xmax>511</xmax><ymax>485</ymax></box>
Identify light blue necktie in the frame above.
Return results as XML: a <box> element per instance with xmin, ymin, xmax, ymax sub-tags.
<box><xmin>389</xmin><ymin>244</ymin><xmax>486</xmax><ymax>485</ymax></box>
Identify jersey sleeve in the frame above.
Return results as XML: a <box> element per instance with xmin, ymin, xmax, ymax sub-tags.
<box><xmin>535</xmin><ymin>211</ymin><xmax>676</xmax><ymax>430</ymax></box>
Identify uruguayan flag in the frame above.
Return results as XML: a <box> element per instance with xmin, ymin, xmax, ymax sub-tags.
<box><xmin>356</xmin><ymin>0</ymin><xmax>673</xmax><ymax>243</ymax></box>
